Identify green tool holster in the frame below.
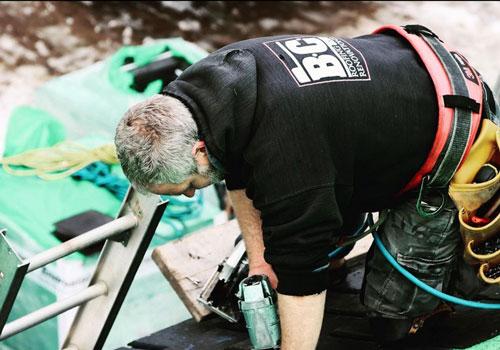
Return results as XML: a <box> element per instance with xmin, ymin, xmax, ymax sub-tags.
<box><xmin>237</xmin><ymin>275</ymin><xmax>280</xmax><ymax>350</ymax></box>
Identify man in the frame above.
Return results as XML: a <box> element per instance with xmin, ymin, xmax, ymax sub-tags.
<box><xmin>115</xmin><ymin>25</ymin><xmax>497</xmax><ymax>349</ymax></box>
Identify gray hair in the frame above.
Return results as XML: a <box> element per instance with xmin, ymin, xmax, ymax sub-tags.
<box><xmin>115</xmin><ymin>94</ymin><xmax>198</xmax><ymax>191</ymax></box>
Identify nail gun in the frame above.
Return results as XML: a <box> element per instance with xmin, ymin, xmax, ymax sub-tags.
<box><xmin>197</xmin><ymin>238</ymin><xmax>248</xmax><ymax>323</ymax></box>
<box><xmin>197</xmin><ymin>238</ymin><xmax>281</xmax><ymax>349</ymax></box>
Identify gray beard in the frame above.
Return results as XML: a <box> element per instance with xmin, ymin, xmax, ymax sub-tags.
<box><xmin>197</xmin><ymin>163</ymin><xmax>225</xmax><ymax>184</ymax></box>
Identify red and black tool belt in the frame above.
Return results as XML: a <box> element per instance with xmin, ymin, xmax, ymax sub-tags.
<box><xmin>374</xmin><ymin>25</ymin><xmax>484</xmax><ymax>196</ymax></box>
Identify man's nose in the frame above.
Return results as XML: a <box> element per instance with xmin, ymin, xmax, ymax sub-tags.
<box><xmin>184</xmin><ymin>188</ymin><xmax>196</xmax><ymax>197</ymax></box>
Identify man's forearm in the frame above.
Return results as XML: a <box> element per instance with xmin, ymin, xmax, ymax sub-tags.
<box><xmin>228</xmin><ymin>189</ymin><xmax>325</xmax><ymax>349</ymax></box>
<box><xmin>227</xmin><ymin>189</ymin><xmax>278</xmax><ymax>288</ymax></box>
<box><xmin>227</xmin><ymin>189</ymin><xmax>265</xmax><ymax>266</ymax></box>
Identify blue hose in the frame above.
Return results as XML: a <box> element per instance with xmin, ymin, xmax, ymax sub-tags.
<box><xmin>327</xmin><ymin>217</ymin><xmax>500</xmax><ymax>310</ymax></box>
<box><xmin>328</xmin><ymin>247</ymin><xmax>351</xmax><ymax>259</ymax></box>
<box><xmin>372</xmin><ymin>232</ymin><xmax>500</xmax><ymax>310</ymax></box>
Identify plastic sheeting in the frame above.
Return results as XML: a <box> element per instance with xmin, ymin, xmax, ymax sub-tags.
<box><xmin>0</xmin><ymin>39</ymin><xmax>219</xmax><ymax>350</ymax></box>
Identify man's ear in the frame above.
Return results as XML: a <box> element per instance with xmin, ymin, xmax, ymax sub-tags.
<box><xmin>192</xmin><ymin>140</ymin><xmax>210</xmax><ymax>166</ymax></box>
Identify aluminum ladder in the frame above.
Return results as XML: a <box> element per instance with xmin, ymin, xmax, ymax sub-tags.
<box><xmin>0</xmin><ymin>188</ymin><xmax>167</xmax><ymax>349</ymax></box>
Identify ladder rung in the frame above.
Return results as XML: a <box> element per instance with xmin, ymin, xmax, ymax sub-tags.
<box><xmin>0</xmin><ymin>282</ymin><xmax>107</xmax><ymax>340</ymax></box>
<box><xmin>27</xmin><ymin>214</ymin><xmax>137</xmax><ymax>273</ymax></box>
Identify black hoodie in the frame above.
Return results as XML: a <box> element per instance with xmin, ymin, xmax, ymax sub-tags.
<box><xmin>165</xmin><ymin>31</ymin><xmax>437</xmax><ymax>295</ymax></box>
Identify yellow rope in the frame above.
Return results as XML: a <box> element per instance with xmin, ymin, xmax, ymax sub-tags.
<box><xmin>0</xmin><ymin>141</ymin><xmax>119</xmax><ymax>180</ymax></box>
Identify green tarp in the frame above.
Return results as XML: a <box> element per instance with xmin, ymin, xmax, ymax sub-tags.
<box><xmin>0</xmin><ymin>39</ymin><xmax>218</xmax><ymax>350</ymax></box>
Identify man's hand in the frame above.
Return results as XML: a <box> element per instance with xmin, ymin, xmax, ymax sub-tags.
<box><xmin>249</xmin><ymin>260</ymin><xmax>278</xmax><ymax>289</ymax></box>
<box><xmin>228</xmin><ymin>189</ymin><xmax>325</xmax><ymax>349</ymax></box>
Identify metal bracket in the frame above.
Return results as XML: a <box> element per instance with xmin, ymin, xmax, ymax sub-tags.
<box><xmin>109</xmin><ymin>186</ymin><xmax>150</xmax><ymax>245</ymax></box>
<box><xmin>109</xmin><ymin>186</ymin><xmax>136</xmax><ymax>245</ymax></box>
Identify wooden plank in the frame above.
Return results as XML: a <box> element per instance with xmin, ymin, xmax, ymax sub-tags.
<box><xmin>152</xmin><ymin>219</ymin><xmax>241</xmax><ymax>321</ymax></box>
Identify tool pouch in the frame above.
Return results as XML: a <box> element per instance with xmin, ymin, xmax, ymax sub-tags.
<box><xmin>449</xmin><ymin>119</ymin><xmax>500</xmax><ymax>283</ymax></box>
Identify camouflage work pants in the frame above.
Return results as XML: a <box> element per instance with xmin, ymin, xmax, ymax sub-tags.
<box><xmin>361</xmin><ymin>190</ymin><xmax>499</xmax><ymax>319</ymax></box>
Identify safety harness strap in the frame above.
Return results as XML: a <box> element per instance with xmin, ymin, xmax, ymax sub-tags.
<box><xmin>373</xmin><ymin>24</ymin><xmax>483</xmax><ymax>195</ymax></box>
<box><xmin>408</xmin><ymin>25</ymin><xmax>480</xmax><ymax>188</ymax></box>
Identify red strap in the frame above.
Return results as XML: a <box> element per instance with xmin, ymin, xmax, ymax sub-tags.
<box><xmin>373</xmin><ymin>25</ymin><xmax>483</xmax><ymax>193</ymax></box>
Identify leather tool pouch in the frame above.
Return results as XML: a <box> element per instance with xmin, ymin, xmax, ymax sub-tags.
<box><xmin>449</xmin><ymin>119</ymin><xmax>500</xmax><ymax>284</ymax></box>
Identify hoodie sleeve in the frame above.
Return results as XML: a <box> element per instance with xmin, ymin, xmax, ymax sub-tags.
<box><xmin>164</xmin><ymin>48</ymin><xmax>257</xmax><ymax>190</ymax></box>
<box><xmin>258</xmin><ymin>185</ymin><xmax>345</xmax><ymax>296</ymax></box>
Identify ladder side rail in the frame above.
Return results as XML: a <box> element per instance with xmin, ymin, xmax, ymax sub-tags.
<box><xmin>62</xmin><ymin>189</ymin><xmax>167</xmax><ymax>350</ymax></box>
<box><xmin>1</xmin><ymin>188</ymin><xmax>166</xmax><ymax>348</ymax></box>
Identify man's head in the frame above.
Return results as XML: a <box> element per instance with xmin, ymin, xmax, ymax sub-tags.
<box><xmin>115</xmin><ymin>94</ymin><xmax>223</xmax><ymax>197</ymax></box>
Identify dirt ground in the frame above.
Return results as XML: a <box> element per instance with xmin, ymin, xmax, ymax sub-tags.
<box><xmin>0</xmin><ymin>1</ymin><xmax>499</xmax><ymax>142</ymax></box>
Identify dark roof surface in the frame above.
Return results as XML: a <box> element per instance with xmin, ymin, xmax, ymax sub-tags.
<box><xmin>118</xmin><ymin>255</ymin><xmax>500</xmax><ymax>350</ymax></box>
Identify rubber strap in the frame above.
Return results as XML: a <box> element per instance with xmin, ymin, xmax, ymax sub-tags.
<box><xmin>443</xmin><ymin>95</ymin><xmax>481</xmax><ymax>113</ymax></box>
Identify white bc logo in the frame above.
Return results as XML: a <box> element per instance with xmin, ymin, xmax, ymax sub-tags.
<box><xmin>264</xmin><ymin>36</ymin><xmax>370</xmax><ymax>87</ymax></box>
